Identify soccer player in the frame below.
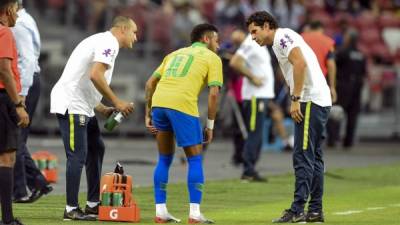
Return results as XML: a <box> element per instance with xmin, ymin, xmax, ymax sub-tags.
<box><xmin>0</xmin><ymin>0</ymin><xmax>29</xmax><ymax>224</ymax></box>
<box><xmin>246</xmin><ymin>11</ymin><xmax>332</xmax><ymax>223</ymax></box>
<box><xmin>50</xmin><ymin>16</ymin><xmax>135</xmax><ymax>221</ymax></box>
<box><xmin>145</xmin><ymin>23</ymin><xmax>222</xmax><ymax>224</ymax></box>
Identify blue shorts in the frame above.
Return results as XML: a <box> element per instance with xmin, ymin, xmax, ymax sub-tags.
<box><xmin>152</xmin><ymin>107</ymin><xmax>203</xmax><ymax>147</ymax></box>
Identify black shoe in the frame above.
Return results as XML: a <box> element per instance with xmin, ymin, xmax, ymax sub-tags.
<box><xmin>1</xmin><ymin>218</ymin><xmax>24</xmax><ymax>225</ymax></box>
<box><xmin>283</xmin><ymin>144</ymin><xmax>293</xmax><ymax>152</ymax></box>
<box><xmin>63</xmin><ymin>208</ymin><xmax>96</xmax><ymax>221</ymax></box>
<box><xmin>272</xmin><ymin>209</ymin><xmax>306</xmax><ymax>223</ymax></box>
<box><xmin>306</xmin><ymin>211</ymin><xmax>324</xmax><ymax>223</ymax></box>
<box><xmin>84</xmin><ymin>203</ymin><xmax>99</xmax><ymax>215</ymax></box>
<box><xmin>13</xmin><ymin>195</ymin><xmax>31</xmax><ymax>203</ymax></box>
<box><xmin>28</xmin><ymin>185</ymin><xmax>53</xmax><ymax>203</ymax></box>
<box><xmin>241</xmin><ymin>173</ymin><xmax>268</xmax><ymax>182</ymax></box>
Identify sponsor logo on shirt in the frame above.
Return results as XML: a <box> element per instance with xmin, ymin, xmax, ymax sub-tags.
<box><xmin>284</xmin><ymin>34</ymin><xmax>293</xmax><ymax>44</ymax></box>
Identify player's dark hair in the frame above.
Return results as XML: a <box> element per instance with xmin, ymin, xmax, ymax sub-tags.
<box><xmin>0</xmin><ymin>0</ymin><xmax>17</xmax><ymax>11</ymax></box>
<box><xmin>246</xmin><ymin>11</ymin><xmax>278</xmax><ymax>30</ymax></box>
<box><xmin>190</xmin><ymin>23</ymin><xmax>218</xmax><ymax>44</ymax></box>
<box><xmin>309</xmin><ymin>20</ymin><xmax>323</xmax><ymax>30</ymax></box>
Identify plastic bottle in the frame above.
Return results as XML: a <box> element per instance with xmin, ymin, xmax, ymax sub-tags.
<box><xmin>104</xmin><ymin>111</ymin><xmax>125</xmax><ymax>131</ymax></box>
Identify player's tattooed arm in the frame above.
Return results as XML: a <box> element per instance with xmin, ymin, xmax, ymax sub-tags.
<box><xmin>144</xmin><ymin>76</ymin><xmax>160</xmax><ymax>133</ymax></box>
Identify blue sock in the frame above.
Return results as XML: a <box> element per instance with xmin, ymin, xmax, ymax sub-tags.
<box><xmin>154</xmin><ymin>153</ymin><xmax>174</xmax><ymax>204</ymax></box>
<box><xmin>187</xmin><ymin>155</ymin><xmax>204</xmax><ymax>203</ymax></box>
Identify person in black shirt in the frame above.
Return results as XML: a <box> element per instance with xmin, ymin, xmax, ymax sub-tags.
<box><xmin>328</xmin><ymin>29</ymin><xmax>367</xmax><ymax>148</ymax></box>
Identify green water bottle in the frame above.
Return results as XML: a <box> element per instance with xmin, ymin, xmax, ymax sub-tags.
<box><xmin>101</xmin><ymin>192</ymin><xmax>112</xmax><ymax>206</ymax></box>
<box><xmin>112</xmin><ymin>192</ymin><xmax>123</xmax><ymax>207</ymax></box>
<box><xmin>104</xmin><ymin>111</ymin><xmax>125</xmax><ymax>131</ymax></box>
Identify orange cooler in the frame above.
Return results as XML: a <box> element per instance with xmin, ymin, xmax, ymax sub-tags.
<box><xmin>98</xmin><ymin>172</ymin><xmax>140</xmax><ymax>222</ymax></box>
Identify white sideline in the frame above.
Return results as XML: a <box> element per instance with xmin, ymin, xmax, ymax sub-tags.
<box><xmin>333</xmin><ymin>210</ymin><xmax>363</xmax><ymax>215</ymax></box>
<box><xmin>333</xmin><ymin>203</ymin><xmax>400</xmax><ymax>216</ymax></box>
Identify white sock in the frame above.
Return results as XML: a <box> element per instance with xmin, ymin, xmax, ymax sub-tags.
<box><xmin>66</xmin><ymin>205</ymin><xmax>77</xmax><ymax>213</ymax></box>
<box><xmin>189</xmin><ymin>203</ymin><xmax>201</xmax><ymax>218</ymax></box>
<box><xmin>86</xmin><ymin>201</ymin><xmax>99</xmax><ymax>208</ymax></box>
<box><xmin>156</xmin><ymin>203</ymin><xmax>168</xmax><ymax>217</ymax></box>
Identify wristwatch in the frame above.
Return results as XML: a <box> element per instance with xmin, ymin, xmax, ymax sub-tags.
<box><xmin>290</xmin><ymin>95</ymin><xmax>301</xmax><ymax>102</ymax></box>
<box><xmin>15</xmin><ymin>100</ymin><xmax>26</xmax><ymax>109</ymax></box>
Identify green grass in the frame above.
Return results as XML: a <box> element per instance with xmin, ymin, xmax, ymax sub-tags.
<box><xmin>14</xmin><ymin>163</ymin><xmax>400</xmax><ymax>225</ymax></box>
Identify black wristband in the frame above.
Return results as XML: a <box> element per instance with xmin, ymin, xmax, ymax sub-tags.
<box><xmin>290</xmin><ymin>95</ymin><xmax>301</xmax><ymax>102</ymax></box>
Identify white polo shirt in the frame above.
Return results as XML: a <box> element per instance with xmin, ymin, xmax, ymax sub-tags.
<box><xmin>236</xmin><ymin>35</ymin><xmax>274</xmax><ymax>100</ymax></box>
<box><xmin>272</xmin><ymin>28</ymin><xmax>332</xmax><ymax>107</ymax></box>
<box><xmin>50</xmin><ymin>31</ymin><xmax>119</xmax><ymax>117</ymax></box>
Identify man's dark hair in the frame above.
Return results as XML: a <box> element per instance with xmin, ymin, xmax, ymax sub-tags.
<box><xmin>0</xmin><ymin>0</ymin><xmax>17</xmax><ymax>10</ymax></box>
<box><xmin>190</xmin><ymin>23</ymin><xmax>218</xmax><ymax>44</ymax></box>
<box><xmin>246</xmin><ymin>11</ymin><xmax>278</xmax><ymax>30</ymax></box>
<box><xmin>309</xmin><ymin>20</ymin><xmax>323</xmax><ymax>30</ymax></box>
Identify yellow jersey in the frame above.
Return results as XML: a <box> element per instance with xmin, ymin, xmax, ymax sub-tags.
<box><xmin>151</xmin><ymin>42</ymin><xmax>223</xmax><ymax>117</ymax></box>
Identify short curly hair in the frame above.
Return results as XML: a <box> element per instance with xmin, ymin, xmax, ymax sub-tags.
<box><xmin>246</xmin><ymin>11</ymin><xmax>278</xmax><ymax>30</ymax></box>
<box><xmin>190</xmin><ymin>23</ymin><xmax>218</xmax><ymax>44</ymax></box>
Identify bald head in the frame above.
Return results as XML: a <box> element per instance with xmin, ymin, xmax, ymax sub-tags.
<box><xmin>112</xmin><ymin>16</ymin><xmax>134</xmax><ymax>28</ymax></box>
<box><xmin>231</xmin><ymin>29</ymin><xmax>246</xmax><ymax>46</ymax></box>
<box><xmin>110</xmin><ymin>16</ymin><xmax>138</xmax><ymax>49</ymax></box>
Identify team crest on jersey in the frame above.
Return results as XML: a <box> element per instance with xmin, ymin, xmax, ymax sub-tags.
<box><xmin>79</xmin><ymin>115</ymin><xmax>86</xmax><ymax>126</ymax></box>
<box><xmin>102</xmin><ymin>48</ymin><xmax>112</xmax><ymax>57</ymax></box>
<box><xmin>280</xmin><ymin>39</ymin><xmax>287</xmax><ymax>49</ymax></box>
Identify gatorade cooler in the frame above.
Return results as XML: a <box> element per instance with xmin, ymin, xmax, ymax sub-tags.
<box><xmin>32</xmin><ymin>151</ymin><xmax>58</xmax><ymax>183</ymax></box>
<box><xmin>98</xmin><ymin>172</ymin><xmax>140</xmax><ymax>222</ymax></box>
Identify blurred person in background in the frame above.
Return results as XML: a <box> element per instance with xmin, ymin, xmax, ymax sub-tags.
<box><xmin>145</xmin><ymin>23</ymin><xmax>222</xmax><ymax>224</ymax></box>
<box><xmin>329</xmin><ymin>28</ymin><xmax>367</xmax><ymax>149</ymax></box>
<box><xmin>215</xmin><ymin>0</ymin><xmax>246</xmax><ymax>29</ymax></box>
<box><xmin>301</xmin><ymin>20</ymin><xmax>338</xmax><ymax>148</ymax></box>
<box><xmin>50</xmin><ymin>16</ymin><xmax>136</xmax><ymax>221</ymax></box>
<box><xmin>230</xmin><ymin>28</ymin><xmax>275</xmax><ymax>182</ymax></box>
<box><xmin>246</xmin><ymin>11</ymin><xmax>331</xmax><ymax>223</ymax></box>
<box><xmin>301</xmin><ymin>20</ymin><xmax>337</xmax><ymax>103</ymax></box>
<box><xmin>172</xmin><ymin>0</ymin><xmax>205</xmax><ymax>49</ymax></box>
<box><xmin>267</xmin><ymin>68</ymin><xmax>293</xmax><ymax>151</ymax></box>
<box><xmin>223</xmin><ymin>29</ymin><xmax>247</xmax><ymax>166</ymax></box>
<box><xmin>12</xmin><ymin>0</ymin><xmax>53</xmax><ymax>204</ymax></box>
<box><xmin>0</xmin><ymin>0</ymin><xmax>29</xmax><ymax>224</ymax></box>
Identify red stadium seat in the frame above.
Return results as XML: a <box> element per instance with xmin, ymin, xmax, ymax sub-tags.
<box><xmin>355</xmin><ymin>11</ymin><xmax>377</xmax><ymax>29</ymax></box>
<box><xmin>310</xmin><ymin>11</ymin><xmax>335</xmax><ymax>28</ymax></box>
<box><xmin>379</xmin><ymin>13</ymin><xmax>400</xmax><ymax>28</ymax></box>
<box><xmin>370</xmin><ymin>42</ymin><xmax>393</xmax><ymax>62</ymax></box>
<box><xmin>359</xmin><ymin>27</ymin><xmax>381</xmax><ymax>45</ymax></box>
<box><xmin>48</xmin><ymin>0</ymin><xmax>65</xmax><ymax>8</ymax></box>
<box><xmin>333</xmin><ymin>12</ymin><xmax>355</xmax><ymax>26</ymax></box>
